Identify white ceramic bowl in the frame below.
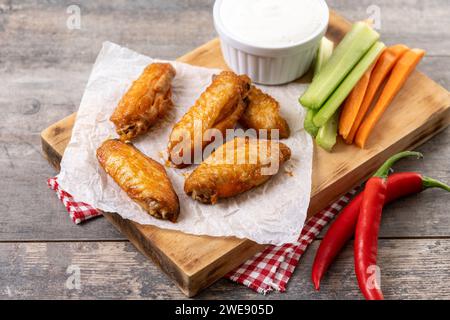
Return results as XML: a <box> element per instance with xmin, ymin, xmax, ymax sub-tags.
<box><xmin>213</xmin><ymin>0</ymin><xmax>329</xmax><ymax>85</ymax></box>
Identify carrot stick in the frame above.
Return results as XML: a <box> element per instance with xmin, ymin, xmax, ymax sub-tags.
<box><xmin>345</xmin><ymin>45</ymin><xmax>409</xmax><ymax>144</ymax></box>
<box><xmin>355</xmin><ymin>48</ymin><xmax>425</xmax><ymax>148</ymax></box>
<box><xmin>339</xmin><ymin>63</ymin><xmax>375</xmax><ymax>139</ymax></box>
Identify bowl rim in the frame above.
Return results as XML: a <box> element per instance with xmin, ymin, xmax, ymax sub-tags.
<box><xmin>213</xmin><ymin>0</ymin><xmax>329</xmax><ymax>55</ymax></box>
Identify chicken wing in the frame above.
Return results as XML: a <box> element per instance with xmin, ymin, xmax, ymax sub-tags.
<box><xmin>184</xmin><ymin>137</ymin><xmax>291</xmax><ymax>204</ymax></box>
<box><xmin>240</xmin><ymin>86</ymin><xmax>290</xmax><ymax>139</ymax></box>
<box><xmin>168</xmin><ymin>71</ymin><xmax>251</xmax><ymax>168</ymax></box>
<box><xmin>97</xmin><ymin>139</ymin><xmax>180</xmax><ymax>222</ymax></box>
<box><xmin>110</xmin><ymin>63</ymin><xmax>176</xmax><ymax>141</ymax></box>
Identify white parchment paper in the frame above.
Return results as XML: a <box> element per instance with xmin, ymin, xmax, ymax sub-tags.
<box><xmin>58</xmin><ymin>42</ymin><xmax>313</xmax><ymax>245</ymax></box>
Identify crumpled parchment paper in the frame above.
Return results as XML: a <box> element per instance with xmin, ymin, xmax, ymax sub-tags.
<box><xmin>57</xmin><ymin>42</ymin><xmax>313</xmax><ymax>245</ymax></box>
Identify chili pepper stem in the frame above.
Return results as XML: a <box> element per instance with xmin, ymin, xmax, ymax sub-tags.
<box><xmin>374</xmin><ymin>151</ymin><xmax>423</xmax><ymax>178</ymax></box>
<box><xmin>422</xmin><ymin>176</ymin><xmax>450</xmax><ymax>192</ymax></box>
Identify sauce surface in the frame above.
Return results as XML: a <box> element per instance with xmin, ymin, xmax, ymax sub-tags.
<box><xmin>219</xmin><ymin>0</ymin><xmax>327</xmax><ymax>48</ymax></box>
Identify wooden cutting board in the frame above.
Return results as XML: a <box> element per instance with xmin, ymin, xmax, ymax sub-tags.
<box><xmin>41</xmin><ymin>11</ymin><xmax>450</xmax><ymax>297</ymax></box>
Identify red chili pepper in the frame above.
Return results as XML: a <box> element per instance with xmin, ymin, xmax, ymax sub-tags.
<box><xmin>311</xmin><ymin>172</ymin><xmax>450</xmax><ymax>290</ymax></box>
<box><xmin>355</xmin><ymin>151</ymin><xmax>423</xmax><ymax>300</ymax></box>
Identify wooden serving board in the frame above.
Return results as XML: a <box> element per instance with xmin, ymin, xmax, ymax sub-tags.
<box><xmin>41</xmin><ymin>11</ymin><xmax>450</xmax><ymax>297</ymax></box>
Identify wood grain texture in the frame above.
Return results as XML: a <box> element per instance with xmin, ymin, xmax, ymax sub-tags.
<box><xmin>103</xmin><ymin>213</ymin><xmax>263</xmax><ymax>297</ymax></box>
<box><xmin>328</xmin><ymin>0</ymin><xmax>450</xmax><ymax>56</ymax></box>
<box><xmin>40</xmin><ymin>9</ymin><xmax>450</xmax><ymax>297</ymax></box>
<box><xmin>38</xmin><ymin>12</ymin><xmax>359</xmax><ymax>297</ymax></box>
<box><xmin>2</xmin><ymin>0</ymin><xmax>449</xmax><ymax>242</ymax></box>
<box><xmin>1</xmin><ymin>0</ymin><xmax>450</xmax><ymax>299</ymax></box>
<box><xmin>1</xmin><ymin>240</ymin><xmax>449</xmax><ymax>299</ymax></box>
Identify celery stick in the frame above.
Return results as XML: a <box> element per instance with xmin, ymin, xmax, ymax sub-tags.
<box><xmin>304</xmin><ymin>109</ymin><xmax>319</xmax><ymax>137</ymax></box>
<box><xmin>303</xmin><ymin>37</ymin><xmax>334</xmax><ymax>137</ymax></box>
<box><xmin>300</xmin><ymin>22</ymin><xmax>380</xmax><ymax>109</ymax></box>
<box><xmin>314</xmin><ymin>37</ymin><xmax>334</xmax><ymax>76</ymax></box>
<box><xmin>316</xmin><ymin>111</ymin><xmax>339</xmax><ymax>152</ymax></box>
<box><xmin>313</xmin><ymin>41</ymin><xmax>385</xmax><ymax>127</ymax></box>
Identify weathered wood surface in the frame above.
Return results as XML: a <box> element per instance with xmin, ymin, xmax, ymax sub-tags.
<box><xmin>40</xmin><ymin>11</ymin><xmax>362</xmax><ymax>297</ymax></box>
<box><xmin>1</xmin><ymin>239</ymin><xmax>449</xmax><ymax>300</ymax></box>
<box><xmin>39</xmin><ymin>7</ymin><xmax>450</xmax><ymax>297</ymax></box>
<box><xmin>1</xmin><ymin>0</ymin><xmax>450</xmax><ymax>299</ymax></box>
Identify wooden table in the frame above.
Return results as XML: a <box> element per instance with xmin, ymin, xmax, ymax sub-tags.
<box><xmin>1</xmin><ymin>0</ymin><xmax>449</xmax><ymax>299</ymax></box>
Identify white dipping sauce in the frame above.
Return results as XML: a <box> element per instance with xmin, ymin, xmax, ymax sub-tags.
<box><xmin>219</xmin><ymin>0</ymin><xmax>327</xmax><ymax>48</ymax></box>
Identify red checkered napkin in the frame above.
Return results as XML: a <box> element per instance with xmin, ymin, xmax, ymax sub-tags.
<box><xmin>47</xmin><ymin>176</ymin><xmax>356</xmax><ymax>294</ymax></box>
<box><xmin>47</xmin><ymin>177</ymin><xmax>102</xmax><ymax>224</ymax></box>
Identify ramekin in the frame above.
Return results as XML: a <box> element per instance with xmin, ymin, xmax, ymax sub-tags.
<box><xmin>213</xmin><ymin>0</ymin><xmax>329</xmax><ymax>85</ymax></box>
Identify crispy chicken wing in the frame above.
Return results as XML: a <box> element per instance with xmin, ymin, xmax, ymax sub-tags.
<box><xmin>110</xmin><ymin>63</ymin><xmax>176</xmax><ymax>141</ymax></box>
<box><xmin>240</xmin><ymin>86</ymin><xmax>290</xmax><ymax>139</ymax></box>
<box><xmin>168</xmin><ymin>71</ymin><xmax>251</xmax><ymax>168</ymax></box>
<box><xmin>184</xmin><ymin>137</ymin><xmax>291</xmax><ymax>204</ymax></box>
<box><xmin>97</xmin><ymin>139</ymin><xmax>180</xmax><ymax>222</ymax></box>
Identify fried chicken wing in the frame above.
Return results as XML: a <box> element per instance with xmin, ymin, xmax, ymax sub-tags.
<box><xmin>168</xmin><ymin>71</ymin><xmax>251</xmax><ymax>168</ymax></box>
<box><xmin>184</xmin><ymin>137</ymin><xmax>291</xmax><ymax>204</ymax></box>
<box><xmin>240</xmin><ymin>86</ymin><xmax>290</xmax><ymax>139</ymax></box>
<box><xmin>96</xmin><ymin>139</ymin><xmax>180</xmax><ymax>222</ymax></box>
<box><xmin>110</xmin><ymin>63</ymin><xmax>176</xmax><ymax>141</ymax></box>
